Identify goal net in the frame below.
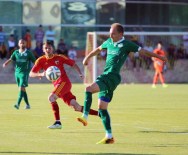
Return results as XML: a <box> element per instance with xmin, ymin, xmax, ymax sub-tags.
<box><xmin>84</xmin><ymin>31</ymin><xmax>188</xmax><ymax>84</ymax></box>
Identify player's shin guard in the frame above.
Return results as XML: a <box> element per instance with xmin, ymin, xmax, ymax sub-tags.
<box><xmin>83</xmin><ymin>92</ymin><xmax>92</xmax><ymax>116</ymax></box>
<box><xmin>51</xmin><ymin>101</ymin><xmax>60</xmax><ymax>121</ymax></box>
<box><xmin>99</xmin><ymin>109</ymin><xmax>112</xmax><ymax>135</ymax></box>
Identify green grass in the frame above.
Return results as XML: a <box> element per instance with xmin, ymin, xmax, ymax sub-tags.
<box><xmin>0</xmin><ymin>84</ymin><xmax>188</xmax><ymax>155</ymax></box>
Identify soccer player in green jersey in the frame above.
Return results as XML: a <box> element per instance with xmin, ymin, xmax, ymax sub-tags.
<box><xmin>3</xmin><ymin>39</ymin><xmax>36</xmax><ymax>109</ymax></box>
<box><xmin>77</xmin><ymin>23</ymin><xmax>168</xmax><ymax>144</ymax></box>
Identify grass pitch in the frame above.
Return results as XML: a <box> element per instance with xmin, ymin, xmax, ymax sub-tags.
<box><xmin>0</xmin><ymin>84</ymin><xmax>188</xmax><ymax>155</ymax></box>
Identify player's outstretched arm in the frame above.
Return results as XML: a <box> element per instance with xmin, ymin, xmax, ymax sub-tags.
<box><xmin>29</xmin><ymin>71</ymin><xmax>45</xmax><ymax>78</ymax></box>
<box><xmin>72</xmin><ymin>63</ymin><xmax>84</xmax><ymax>80</ymax></box>
<box><xmin>83</xmin><ymin>47</ymin><xmax>102</xmax><ymax>65</ymax></box>
<box><xmin>139</xmin><ymin>49</ymin><xmax>168</xmax><ymax>62</ymax></box>
<box><xmin>2</xmin><ymin>59</ymin><xmax>12</xmax><ymax>68</ymax></box>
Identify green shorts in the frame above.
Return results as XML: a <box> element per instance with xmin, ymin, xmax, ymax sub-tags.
<box><xmin>96</xmin><ymin>73</ymin><xmax>120</xmax><ymax>102</ymax></box>
<box><xmin>15</xmin><ymin>72</ymin><xmax>29</xmax><ymax>87</ymax></box>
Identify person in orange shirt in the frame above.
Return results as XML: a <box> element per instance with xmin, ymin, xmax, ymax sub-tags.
<box><xmin>24</xmin><ymin>29</ymin><xmax>32</xmax><ymax>50</ymax></box>
<box><xmin>152</xmin><ymin>41</ymin><xmax>168</xmax><ymax>88</ymax></box>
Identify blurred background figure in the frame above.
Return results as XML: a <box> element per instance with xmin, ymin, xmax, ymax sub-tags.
<box><xmin>56</xmin><ymin>38</ymin><xmax>68</xmax><ymax>56</ymax></box>
<box><xmin>167</xmin><ymin>43</ymin><xmax>176</xmax><ymax>70</ymax></box>
<box><xmin>182</xmin><ymin>29</ymin><xmax>188</xmax><ymax>59</ymax></box>
<box><xmin>33</xmin><ymin>41</ymin><xmax>43</xmax><ymax>59</ymax></box>
<box><xmin>152</xmin><ymin>41</ymin><xmax>168</xmax><ymax>88</ymax></box>
<box><xmin>0</xmin><ymin>43</ymin><xmax>7</xmax><ymax>59</ymax></box>
<box><xmin>7</xmin><ymin>34</ymin><xmax>16</xmax><ymax>59</ymax></box>
<box><xmin>68</xmin><ymin>46</ymin><xmax>77</xmax><ymax>60</ymax></box>
<box><xmin>131</xmin><ymin>35</ymin><xmax>143</xmax><ymax>71</ymax></box>
<box><xmin>45</xmin><ymin>25</ymin><xmax>56</xmax><ymax>49</ymax></box>
<box><xmin>143</xmin><ymin>40</ymin><xmax>154</xmax><ymax>69</ymax></box>
<box><xmin>24</xmin><ymin>29</ymin><xmax>32</xmax><ymax>50</ymax></box>
<box><xmin>0</xmin><ymin>26</ymin><xmax>6</xmax><ymax>46</ymax></box>
<box><xmin>176</xmin><ymin>43</ymin><xmax>186</xmax><ymax>59</ymax></box>
<box><xmin>34</xmin><ymin>24</ymin><xmax>44</xmax><ymax>45</ymax></box>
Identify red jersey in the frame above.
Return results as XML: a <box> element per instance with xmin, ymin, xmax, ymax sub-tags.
<box><xmin>31</xmin><ymin>54</ymin><xmax>75</xmax><ymax>85</ymax></box>
<box><xmin>153</xmin><ymin>49</ymin><xmax>165</xmax><ymax>66</ymax></box>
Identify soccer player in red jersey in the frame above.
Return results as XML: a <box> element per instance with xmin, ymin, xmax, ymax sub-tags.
<box><xmin>29</xmin><ymin>42</ymin><xmax>98</xmax><ymax>129</ymax></box>
<box><xmin>152</xmin><ymin>41</ymin><xmax>168</xmax><ymax>88</ymax></box>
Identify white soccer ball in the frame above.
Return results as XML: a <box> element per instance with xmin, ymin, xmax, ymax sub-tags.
<box><xmin>45</xmin><ymin>66</ymin><xmax>61</xmax><ymax>81</ymax></box>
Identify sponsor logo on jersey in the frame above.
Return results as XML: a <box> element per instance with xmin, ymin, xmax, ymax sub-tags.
<box><xmin>108</xmin><ymin>51</ymin><xmax>119</xmax><ymax>55</ymax></box>
<box><xmin>118</xmin><ymin>43</ymin><xmax>123</xmax><ymax>48</ymax></box>
<box><xmin>55</xmin><ymin>60</ymin><xmax>59</xmax><ymax>65</ymax></box>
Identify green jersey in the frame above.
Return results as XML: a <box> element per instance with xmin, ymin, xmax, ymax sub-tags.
<box><xmin>96</xmin><ymin>37</ymin><xmax>141</xmax><ymax>101</ymax></box>
<box><xmin>11</xmin><ymin>49</ymin><xmax>36</xmax><ymax>74</ymax></box>
<box><xmin>101</xmin><ymin>37</ymin><xmax>140</xmax><ymax>75</ymax></box>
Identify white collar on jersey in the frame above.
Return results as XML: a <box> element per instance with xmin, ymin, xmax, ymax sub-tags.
<box><xmin>19</xmin><ymin>49</ymin><xmax>27</xmax><ymax>55</ymax></box>
<box><xmin>113</xmin><ymin>37</ymin><xmax>125</xmax><ymax>46</ymax></box>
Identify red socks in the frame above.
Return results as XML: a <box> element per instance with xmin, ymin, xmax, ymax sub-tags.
<box><xmin>81</xmin><ymin>106</ymin><xmax>98</xmax><ymax>116</ymax></box>
<box><xmin>51</xmin><ymin>102</ymin><xmax>60</xmax><ymax>120</ymax></box>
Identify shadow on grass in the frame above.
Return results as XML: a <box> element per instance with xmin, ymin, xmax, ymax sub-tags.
<box><xmin>0</xmin><ymin>152</ymin><xmax>157</xmax><ymax>155</ymax></box>
<box><xmin>140</xmin><ymin>130</ymin><xmax>188</xmax><ymax>134</ymax></box>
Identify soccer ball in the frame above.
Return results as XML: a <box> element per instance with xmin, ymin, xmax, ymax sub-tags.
<box><xmin>45</xmin><ymin>66</ymin><xmax>61</xmax><ymax>81</ymax></box>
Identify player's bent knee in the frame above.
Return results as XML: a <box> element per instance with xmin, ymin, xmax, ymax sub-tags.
<box><xmin>86</xmin><ymin>85</ymin><xmax>93</xmax><ymax>92</ymax></box>
<box><xmin>48</xmin><ymin>93</ymin><xmax>58</xmax><ymax>103</ymax></box>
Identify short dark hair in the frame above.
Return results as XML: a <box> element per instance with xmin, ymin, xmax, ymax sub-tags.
<box><xmin>111</xmin><ymin>23</ymin><xmax>124</xmax><ymax>33</ymax></box>
<box><xmin>43</xmin><ymin>41</ymin><xmax>52</xmax><ymax>46</ymax></box>
<box><xmin>158</xmin><ymin>41</ymin><xmax>163</xmax><ymax>45</ymax></box>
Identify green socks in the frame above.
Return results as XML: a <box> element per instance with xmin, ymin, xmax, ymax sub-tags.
<box><xmin>83</xmin><ymin>92</ymin><xmax>92</xmax><ymax>116</ymax></box>
<box><xmin>23</xmin><ymin>91</ymin><xmax>30</xmax><ymax>106</ymax></box>
<box><xmin>99</xmin><ymin>109</ymin><xmax>112</xmax><ymax>134</ymax></box>
<box><xmin>16</xmin><ymin>91</ymin><xmax>24</xmax><ymax>106</ymax></box>
<box><xmin>16</xmin><ymin>91</ymin><xmax>30</xmax><ymax>106</ymax></box>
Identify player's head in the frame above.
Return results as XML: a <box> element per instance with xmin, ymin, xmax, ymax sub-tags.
<box><xmin>110</xmin><ymin>23</ymin><xmax>124</xmax><ymax>42</ymax></box>
<box><xmin>43</xmin><ymin>41</ymin><xmax>54</xmax><ymax>57</ymax></box>
<box><xmin>157</xmin><ymin>41</ymin><xmax>163</xmax><ymax>49</ymax></box>
<box><xmin>18</xmin><ymin>39</ymin><xmax>26</xmax><ymax>49</ymax></box>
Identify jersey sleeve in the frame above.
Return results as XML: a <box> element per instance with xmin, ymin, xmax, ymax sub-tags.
<box><xmin>101</xmin><ymin>38</ymin><xmax>111</xmax><ymax>49</ymax></box>
<box><xmin>126</xmin><ymin>40</ymin><xmax>141</xmax><ymax>53</ymax></box>
<box><xmin>59</xmin><ymin>55</ymin><xmax>75</xmax><ymax>66</ymax></box>
<box><xmin>31</xmin><ymin>58</ymin><xmax>43</xmax><ymax>73</ymax></box>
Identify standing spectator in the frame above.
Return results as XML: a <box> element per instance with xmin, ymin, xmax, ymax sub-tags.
<box><xmin>152</xmin><ymin>41</ymin><xmax>168</xmax><ymax>88</ymax></box>
<box><xmin>143</xmin><ymin>40</ymin><xmax>154</xmax><ymax>69</ymax></box>
<box><xmin>0</xmin><ymin>26</ymin><xmax>6</xmax><ymax>45</ymax></box>
<box><xmin>0</xmin><ymin>43</ymin><xmax>7</xmax><ymax>59</ymax></box>
<box><xmin>2</xmin><ymin>39</ymin><xmax>36</xmax><ymax>109</ymax></box>
<box><xmin>167</xmin><ymin>43</ymin><xmax>176</xmax><ymax>70</ymax></box>
<box><xmin>177</xmin><ymin>43</ymin><xmax>185</xmax><ymax>59</ymax></box>
<box><xmin>45</xmin><ymin>25</ymin><xmax>56</xmax><ymax>49</ymax></box>
<box><xmin>34</xmin><ymin>24</ymin><xmax>44</xmax><ymax>45</ymax></box>
<box><xmin>24</xmin><ymin>29</ymin><xmax>32</xmax><ymax>50</ymax></box>
<box><xmin>56</xmin><ymin>38</ymin><xmax>68</xmax><ymax>56</ymax></box>
<box><xmin>182</xmin><ymin>30</ymin><xmax>188</xmax><ymax>58</ymax></box>
<box><xmin>7</xmin><ymin>34</ymin><xmax>16</xmax><ymax>59</ymax></box>
<box><xmin>131</xmin><ymin>35</ymin><xmax>143</xmax><ymax>71</ymax></box>
<box><xmin>68</xmin><ymin>46</ymin><xmax>77</xmax><ymax>60</ymax></box>
<box><xmin>33</xmin><ymin>41</ymin><xmax>43</xmax><ymax>59</ymax></box>
<box><xmin>10</xmin><ymin>27</ymin><xmax>18</xmax><ymax>45</ymax></box>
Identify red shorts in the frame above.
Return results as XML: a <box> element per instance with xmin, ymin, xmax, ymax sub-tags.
<box><xmin>52</xmin><ymin>81</ymin><xmax>76</xmax><ymax>105</ymax></box>
<box><xmin>154</xmin><ymin>62</ymin><xmax>164</xmax><ymax>72</ymax></box>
